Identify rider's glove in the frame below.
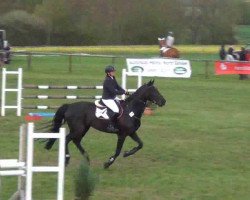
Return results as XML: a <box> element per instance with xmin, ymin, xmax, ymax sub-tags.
<box><xmin>125</xmin><ymin>91</ymin><xmax>130</xmax><ymax>95</ymax></box>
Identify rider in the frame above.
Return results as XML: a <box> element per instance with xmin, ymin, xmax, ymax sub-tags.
<box><xmin>101</xmin><ymin>65</ymin><xmax>129</xmax><ymax>132</ymax></box>
<box><xmin>166</xmin><ymin>31</ymin><xmax>175</xmax><ymax>48</ymax></box>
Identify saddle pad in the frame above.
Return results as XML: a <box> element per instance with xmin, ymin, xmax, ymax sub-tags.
<box><xmin>95</xmin><ymin>107</ymin><xmax>109</xmax><ymax>119</ymax></box>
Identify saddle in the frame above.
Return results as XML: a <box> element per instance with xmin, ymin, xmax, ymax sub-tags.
<box><xmin>160</xmin><ymin>46</ymin><xmax>171</xmax><ymax>53</ymax></box>
<box><xmin>95</xmin><ymin>100</ymin><xmax>123</xmax><ymax>120</ymax></box>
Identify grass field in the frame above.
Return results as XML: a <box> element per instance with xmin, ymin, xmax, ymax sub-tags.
<box><xmin>0</xmin><ymin>46</ymin><xmax>249</xmax><ymax>200</ymax></box>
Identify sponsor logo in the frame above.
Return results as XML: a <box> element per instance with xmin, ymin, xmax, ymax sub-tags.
<box><xmin>131</xmin><ymin>66</ymin><xmax>144</xmax><ymax>73</ymax></box>
<box><xmin>220</xmin><ymin>63</ymin><xmax>227</xmax><ymax>70</ymax></box>
<box><xmin>174</xmin><ymin>67</ymin><xmax>187</xmax><ymax>74</ymax></box>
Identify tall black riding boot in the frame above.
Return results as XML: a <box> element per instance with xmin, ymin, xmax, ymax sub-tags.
<box><xmin>107</xmin><ymin>113</ymin><xmax>119</xmax><ymax>132</ymax></box>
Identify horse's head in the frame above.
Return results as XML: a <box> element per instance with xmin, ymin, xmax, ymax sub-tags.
<box><xmin>144</xmin><ymin>80</ymin><xmax>166</xmax><ymax>107</ymax></box>
<box><xmin>127</xmin><ymin>80</ymin><xmax>166</xmax><ymax>107</ymax></box>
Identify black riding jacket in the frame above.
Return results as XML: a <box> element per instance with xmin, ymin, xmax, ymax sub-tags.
<box><xmin>102</xmin><ymin>75</ymin><xmax>125</xmax><ymax>99</ymax></box>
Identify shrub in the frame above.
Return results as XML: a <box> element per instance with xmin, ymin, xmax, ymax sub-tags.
<box><xmin>74</xmin><ymin>159</ymin><xmax>98</xmax><ymax>200</ymax></box>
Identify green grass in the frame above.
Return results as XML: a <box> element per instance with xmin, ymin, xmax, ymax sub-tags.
<box><xmin>0</xmin><ymin>46</ymin><xmax>249</xmax><ymax>200</ymax></box>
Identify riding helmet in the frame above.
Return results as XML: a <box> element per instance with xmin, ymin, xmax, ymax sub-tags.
<box><xmin>105</xmin><ymin>65</ymin><xmax>116</xmax><ymax>73</ymax></box>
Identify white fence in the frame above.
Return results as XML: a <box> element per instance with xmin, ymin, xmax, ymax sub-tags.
<box><xmin>1</xmin><ymin>68</ymin><xmax>22</xmax><ymax>116</ymax></box>
<box><xmin>0</xmin><ymin>123</ymin><xmax>66</xmax><ymax>200</ymax></box>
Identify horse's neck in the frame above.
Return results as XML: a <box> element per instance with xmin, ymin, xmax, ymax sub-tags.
<box><xmin>127</xmin><ymin>98</ymin><xmax>146</xmax><ymax>119</ymax></box>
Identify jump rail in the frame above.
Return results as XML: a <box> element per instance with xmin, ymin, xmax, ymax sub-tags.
<box><xmin>1</xmin><ymin>68</ymin><xmax>142</xmax><ymax>116</ymax></box>
<box><xmin>23</xmin><ymin>95</ymin><xmax>102</xmax><ymax>99</ymax></box>
<box><xmin>23</xmin><ymin>85</ymin><xmax>103</xmax><ymax>89</ymax></box>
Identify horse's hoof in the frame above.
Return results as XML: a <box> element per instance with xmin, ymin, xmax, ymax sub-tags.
<box><xmin>65</xmin><ymin>155</ymin><xmax>71</xmax><ymax>165</ymax></box>
<box><xmin>123</xmin><ymin>151</ymin><xmax>130</xmax><ymax>157</ymax></box>
<box><xmin>103</xmin><ymin>162</ymin><xmax>110</xmax><ymax>169</ymax></box>
<box><xmin>83</xmin><ymin>155</ymin><xmax>90</xmax><ymax>164</ymax></box>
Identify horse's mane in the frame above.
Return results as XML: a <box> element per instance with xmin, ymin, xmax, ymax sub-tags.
<box><xmin>125</xmin><ymin>80</ymin><xmax>154</xmax><ymax>103</ymax></box>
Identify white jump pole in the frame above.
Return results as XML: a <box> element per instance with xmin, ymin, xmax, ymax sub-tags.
<box><xmin>25</xmin><ymin>123</ymin><xmax>65</xmax><ymax>200</ymax></box>
<box><xmin>122</xmin><ymin>69</ymin><xmax>127</xmax><ymax>100</ymax></box>
<box><xmin>121</xmin><ymin>68</ymin><xmax>143</xmax><ymax>99</ymax></box>
<box><xmin>17</xmin><ymin>68</ymin><xmax>23</xmax><ymax>116</ymax></box>
<box><xmin>137</xmin><ymin>73</ymin><xmax>142</xmax><ymax>88</ymax></box>
<box><xmin>15</xmin><ymin>124</ymin><xmax>26</xmax><ymax>200</ymax></box>
<box><xmin>1</xmin><ymin>68</ymin><xmax>6</xmax><ymax>116</ymax></box>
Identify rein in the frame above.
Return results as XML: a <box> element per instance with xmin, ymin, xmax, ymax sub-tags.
<box><xmin>132</xmin><ymin>114</ymin><xmax>141</xmax><ymax>120</ymax></box>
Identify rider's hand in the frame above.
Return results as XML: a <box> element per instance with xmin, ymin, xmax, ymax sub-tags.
<box><xmin>125</xmin><ymin>91</ymin><xmax>130</xmax><ymax>95</ymax></box>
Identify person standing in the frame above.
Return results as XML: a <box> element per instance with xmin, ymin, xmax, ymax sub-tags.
<box><xmin>219</xmin><ymin>45</ymin><xmax>226</xmax><ymax>60</ymax></box>
<box><xmin>239</xmin><ymin>47</ymin><xmax>249</xmax><ymax>80</ymax></box>
<box><xmin>225</xmin><ymin>47</ymin><xmax>237</xmax><ymax>61</ymax></box>
<box><xmin>239</xmin><ymin>47</ymin><xmax>246</xmax><ymax>61</ymax></box>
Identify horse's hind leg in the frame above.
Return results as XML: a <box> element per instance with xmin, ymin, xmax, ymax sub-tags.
<box><xmin>72</xmin><ymin>126</ymin><xmax>90</xmax><ymax>162</ymax></box>
<box><xmin>123</xmin><ymin>132</ymin><xmax>143</xmax><ymax>157</ymax></box>
<box><xmin>65</xmin><ymin>133</ymin><xmax>73</xmax><ymax>165</ymax></box>
<box><xmin>73</xmin><ymin>139</ymin><xmax>90</xmax><ymax>163</ymax></box>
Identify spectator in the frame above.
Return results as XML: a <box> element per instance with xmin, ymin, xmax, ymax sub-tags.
<box><xmin>225</xmin><ymin>47</ymin><xmax>237</xmax><ymax>61</ymax></box>
<box><xmin>239</xmin><ymin>47</ymin><xmax>248</xmax><ymax>80</ymax></box>
<box><xmin>219</xmin><ymin>45</ymin><xmax>226</xmax><ymax>60</ymax></box>
<box><xmin>239</xmin><ymin>47</ymin><xmax>246</xmax><ymax>61</ymax></box>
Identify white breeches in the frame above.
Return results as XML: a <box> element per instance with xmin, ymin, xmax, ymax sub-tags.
<box><xmin>166</xmin><ymin>36</ymin><xmax>174</xmax><ymax>47</ymax></box>
<box><xmin>102</xmin><ymin>99</ymin><xmax>119</xmax><ymax>113</ymax></box>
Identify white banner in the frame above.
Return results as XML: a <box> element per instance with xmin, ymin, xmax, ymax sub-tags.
<box><xmin>126</xmin><ymin>58</ymin><xmax>192</xmax><ymax>78</ymax></box>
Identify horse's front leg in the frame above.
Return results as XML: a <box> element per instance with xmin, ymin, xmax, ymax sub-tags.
<box><xmin>104</xmin><ymin>134</ymin><xmax>126</xmax><ymax>169</ymax></box>
<box><xmin>123</xmin><ymin>132</ymin><xmax>143</xmax><ymax>157</ymax></box>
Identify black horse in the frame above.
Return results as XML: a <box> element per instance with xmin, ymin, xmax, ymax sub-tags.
<box><xmin>45</xmin><ymin>80</ymin><xmax>166</xmax><ymax>168</ymax></box>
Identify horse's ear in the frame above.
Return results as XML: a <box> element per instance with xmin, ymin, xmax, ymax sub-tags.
<box><xmin>147</xmin><ymin>79</ymin><xmax>154</xmax><ymax>86</ymax></box>
<box><xmin>151</xmin><ymin>79</ymin><xmax>155</xmax><ymax>85</ymax></box>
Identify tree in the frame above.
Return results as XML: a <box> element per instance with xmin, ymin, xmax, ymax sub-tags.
<box><xmin>0</xmin><ymin>0</ymin><xmax>245</xmax><ymax>45</ymax></box>
<box><xmin>34</xmin><ymin>0</ymin><xmax>75</xmax><ymax>45</ymax></box>
<box><xmin>238</xmin><ymin>1</ymin><xmax>250</xmax><ymax>25</ymax></box>
<box><xmin>0</xmin><ymin>10</ymin><xmax>46</xmax><ymax>45</ymax></box>
<box><xmin>185</xmin><ymin>0</ymin><xmax>240</xmax><ymax>44</ymax></box>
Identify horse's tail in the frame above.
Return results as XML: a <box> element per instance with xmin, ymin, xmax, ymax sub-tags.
<box><xmin>45</xmin><ymin>104</ymin><xmax>69</xmax><ymax>150</ymax></box>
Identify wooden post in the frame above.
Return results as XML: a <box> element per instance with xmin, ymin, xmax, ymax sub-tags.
<box><xmin>27</xmin><ymin>52</ymin><xmax>32</xmax><ymax>71</ymax></box>
<box><xmin>69</xmin><ymin>55</ymin><xmax>72</xmax><ymax>73</ymax></box>
<box><xmin>205</xmin><ymin>60</ymin><xmax>209</xmax><ymax>79</ymax></box>
<box><xmin>111</xmin><ymin>57</ymin><xmax>116</xmax><ymax>65</ymax></box>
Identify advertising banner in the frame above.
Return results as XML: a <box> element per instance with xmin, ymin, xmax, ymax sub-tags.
<box><xmin>215</xmin><ymin>61</ymin><xmax>250</xmax><ymax>75</ymax></box>
<box><xmin>126</xmin><ymin>58</ymin><xmax>192</xmax><ymax>78</ymax></box>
